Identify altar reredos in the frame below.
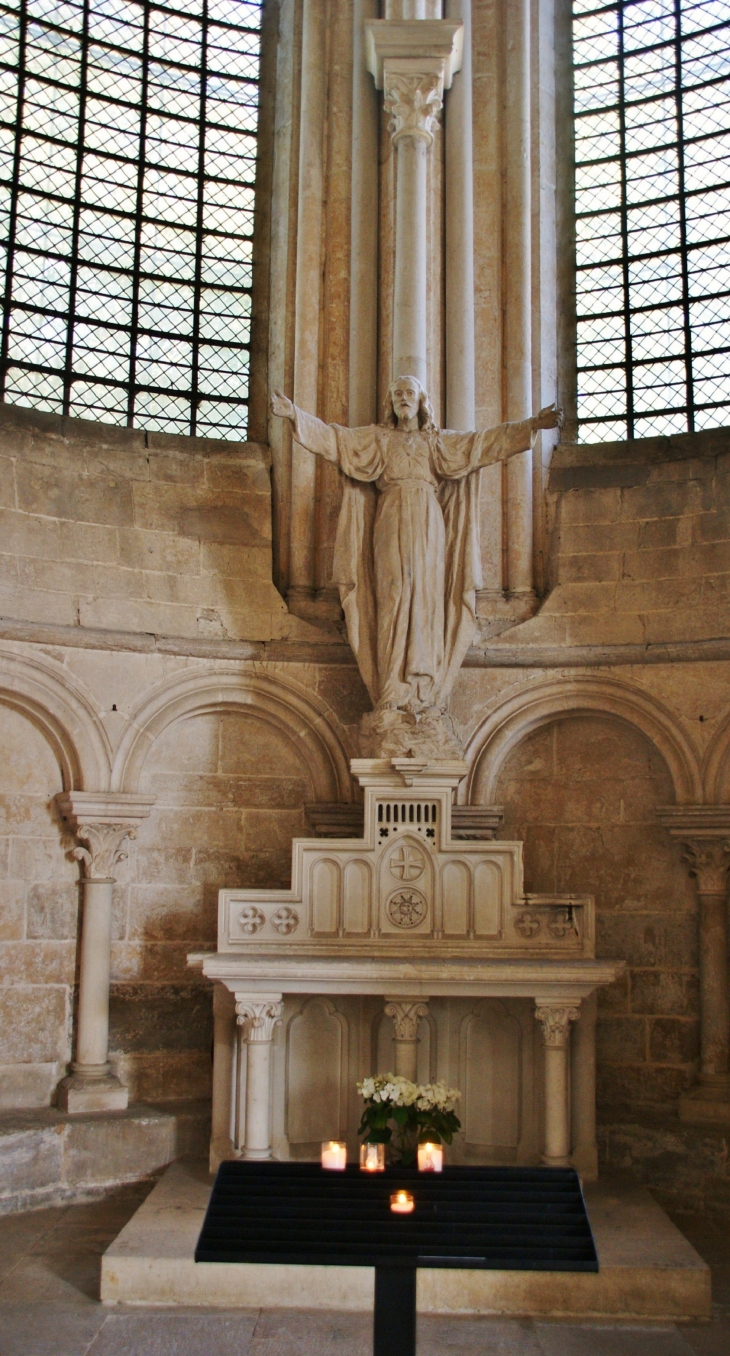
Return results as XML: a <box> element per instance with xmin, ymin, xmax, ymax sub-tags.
<box><xmin>214</xmin><ymin>759</ymin><xmax>595</xmax><ymax>960</ymax></box>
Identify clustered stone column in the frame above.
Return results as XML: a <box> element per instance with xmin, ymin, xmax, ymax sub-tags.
<box><xmin>235</xmin><ymin>994</ymin><xmax>284</xmax><ymax>1159</ymax></box>
<box><xmin>658</xmin><ymin>807</ymin><xmax>730</xmax><ymax>1124</ymax></box>
<box><xmin>535</xmin><ymin>1002</ymin><xmax>580</xmax><ymax>1167</ymax></box>
<box><xmin>384</xmin><ymin>996</ymin><xmax>430</xmax><ymax>1081</ymax></box>
<box><xmin>56</xmin><ymin>792</ymin><xmax>155</xmax><ymax>1113</ymax></box>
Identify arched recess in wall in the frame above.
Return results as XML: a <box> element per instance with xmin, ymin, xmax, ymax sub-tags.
<box><xmin>463</xmin><ymin>676</ymin><xmax>702</xmax><ymax>807</ymax></box>
<box><xmin>110</xmin><ymin>667</ymin><xmax>353</xmax><ymax>802</ymax></box>
<box><xmin>0</xmin><ymin>650</ymin><xmax>111</xmax><ymax>791</ymax></box>
<box><xmin>702</xmin><ymin>703</ymin><xmax>730</xmax><ymax>803</ymax></box>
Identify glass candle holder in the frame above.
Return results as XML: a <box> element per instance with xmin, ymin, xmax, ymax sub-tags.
<box><xmin>417</xmin><ymin>1141</ymin><xmax>443</xmax><ymax>1172</ymax></box>
<box><xmin>359</xmin><ymin>1142</ymin><xmax>386</xmax><ymax>1172</ymax></box>
<box><xmin>390</xmin><ymin>1189</ymin><xmax>415</xmax><ymax>1214</ymax></box>
<box><xmin>321</xmin><ymin>1140</ymin><xmax>347</xmax><ymax>1170</ymax></box>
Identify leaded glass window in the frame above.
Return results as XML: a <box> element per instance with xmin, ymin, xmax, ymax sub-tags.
<box><xmin>0</xmin><ymin>0</ymin><xmax>261</xmax><ymax>439</ymax></box>
<box><xmin>573</xmin><ymin>1</ymin><xmax>730</xmax><ymax>441</ymax></box>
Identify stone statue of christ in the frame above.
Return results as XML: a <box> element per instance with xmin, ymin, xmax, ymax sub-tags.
<box><xmin>272</xmin><ymin>377</ymin><xmax>559</xmax><ymax>754</ymax></box>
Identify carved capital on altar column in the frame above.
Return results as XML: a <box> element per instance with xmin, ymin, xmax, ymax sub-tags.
<box><xmin>535</xmin><ymin>1004</ymin><xmax>580</xmax><ymax>1049</ymax></box>
<box><xmin>56</xmin><ymin>792</ymin><xmax>156</xmax><ymax>882</ymax></box>
<box><xmin>384</xmin><ymin>997</ymin><xmax>429</xmax><ymax>1041</ymax></box>
<box><xmin>235</xmin><ymin>996</ymin><xmax>284</xmax><ymax>1043</ymax></box>
<box><xmin>384</xmin><ymin>71</ymin><xmax>443</xmax><ymax>146</ymax></box>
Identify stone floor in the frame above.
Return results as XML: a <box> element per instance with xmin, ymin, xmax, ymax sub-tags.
<box><xmin>0</xmin><ymin>1179</ymin><xmax>728</xmax><ymax>1356</ymax></box>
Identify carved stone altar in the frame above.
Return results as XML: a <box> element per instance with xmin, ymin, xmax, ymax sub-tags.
<box><xmin>191</xmin><ymin>759</ymin><xmax>623</xmax><ymax>1180</ymax></box>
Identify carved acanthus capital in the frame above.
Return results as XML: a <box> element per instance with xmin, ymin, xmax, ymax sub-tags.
<box><xmin>235</xmin><ymin>997</ymin><xmax>283</xmax><ymax>1043</ymax></box>
<box><xmin>384</xmin><ymin>998</ymin><xmax>430</xmax><ymax>1042</ymax></box>
<box><xmin>73</xmin><ymin>822</ymin><xmax>136</xmax><ymax>881</ymax></box>
<box><xmin>535</xmin><ymin>1004</ymin><xmax>580</xmax><ymax>1049</ymax></box>
<box><xmin>55</xmin><ymin>792</ymin><xmax>155</xmax><ymax>883</ymax></box>
<box><xmin>681</xmin><ymin>839</ymin><xmax>730</xmax><ymax>896</ymax></box>
<box><xmin>384</xmin><ymin>72</ymin><xmax>443</xmax><ymax>146</ymax></box>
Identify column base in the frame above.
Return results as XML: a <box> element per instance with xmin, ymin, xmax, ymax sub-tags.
<box><xmin>541</xmin><ymin>1154</ymin><xmax>572</xmax><ymax>1168</ymax></box>
<box><xmin>242</xmin><ymin>1147</ymin><xmax>273</xmax><ymax>1161</ymax></box>
<box><xmin>679</xmin><ymin>1077</ymin><xmax>730</xmax><ymax>1126</ymax></box>
<box><xmin>57</xmin><ymin>1069</ymin><xmax>129</xmax><ymax>1114</ymax></box>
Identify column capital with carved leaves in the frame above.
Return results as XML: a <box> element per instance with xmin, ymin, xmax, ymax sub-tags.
<box><xmin>384</xmin><ymin>996</ymin><xmax>430</xmax><ymax>1082</ymax></box>
<box><xmin>657</xmin><ymin>806</ymin><xmax>730</xmax><ymax>1123</ymax></box>
<box><xmin>57</xmin><ymin>792</ymin><xmax>157</xmax><ymax>879</ymax></box>
<box><xmin>55</xmin><ymin>791</ymin><xmax>155</xmax><ymax>1114</ymax></box>
<box><xmin>235</xmin><ymin>995</ymin><xmax>284</xmax><ymax>1044</ymax></box>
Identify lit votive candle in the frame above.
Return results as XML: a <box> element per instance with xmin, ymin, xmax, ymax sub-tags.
<box><xmin>390</xmin><ymin>1190</ymin><xmax>415</xmax><ymax>1214</ymax></box>
<box><xmin>417</xmin><ymin>1141</ymin><xmax>443</xmax><ymax>1172</ymax></box>
<box><xmin>321</xmin><ymin>1140</ymin><xmax>347</xmax><ymax>1170</ymax></box>
<box><xmin>359</xmin><ymin>1142</ymin><xmax>386</xmax><ymax>1172</ymax></box>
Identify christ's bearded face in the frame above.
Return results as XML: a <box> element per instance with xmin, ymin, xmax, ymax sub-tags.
<box><xmin>391</xmin><ymin>378</ymin><xmax>421</xmax><ymax>425</ymax></box>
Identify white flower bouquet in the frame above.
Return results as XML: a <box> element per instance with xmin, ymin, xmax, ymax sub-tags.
<box><xmin>357</xmin><ymin>1073</ymin><xmax>461</xmax><ymax>1166</ymax></box>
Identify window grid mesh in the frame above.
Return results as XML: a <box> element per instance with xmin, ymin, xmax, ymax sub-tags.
<box><xmin>0</xmin><ymin>0</ymin><xmax>261</xmax><ymax>439</ymax></box>
<box><xmin>573</xmin><ymin>0</ymin><xmax>730</xmax><ymax>442</ymax></box>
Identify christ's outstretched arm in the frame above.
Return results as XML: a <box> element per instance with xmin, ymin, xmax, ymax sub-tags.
<box><xmin>271</xmin><ymin>390</ymin><xmax>339</xmax><ymax>462</ymax></box>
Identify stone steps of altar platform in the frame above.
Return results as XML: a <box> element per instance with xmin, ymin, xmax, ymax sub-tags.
<box><xmin>599</xmin><ymin>1112</ymin><xmax>730</xmax><ymax>1218</ymax></box>
<box><xmin>0</xmin><ymin>1098</ymin><xmax>210</xmax><ymax>1215</ymax></box>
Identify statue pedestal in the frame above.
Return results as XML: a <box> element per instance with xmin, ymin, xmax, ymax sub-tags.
<box><xmin>189</xmin><ymin>759</ymin><xmax>623</xmax><ymax>1173</ymax></box>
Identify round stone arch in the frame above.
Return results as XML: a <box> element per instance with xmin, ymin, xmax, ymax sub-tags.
<box><xmin>463</xmin><ymin>675</ymin><xmax>703</xmax><ymax>807</ymax></box>
<box><xmin>0</xmin><ymin>649</ymin><xmax>111</xmax><ymax>790</ymax></box>
<box><xmin>110</xmin><ymin>667</ymin><xmax>354</xmax><ymax>802</ymax></box>
<box><xmin>702</xmin><ymin>702</ymin><xmax>730</xmax><ymax>803</ymax></box>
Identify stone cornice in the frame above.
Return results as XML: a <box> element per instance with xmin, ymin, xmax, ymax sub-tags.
<box><xmin>195</xmin><ymin>953</ymin><xmax>625</xmax><ymax>999</ymax></box>
<box><xmin>656</xmin><ymin>806</ymin><xmax>730</xmax><ymax>838</ymax></box>
<box><xmin>364</xmin><ymin>19</ymin><xmax>463</xmax><ymax>90</ymax></box>
<box><xmin>56</xmin><ymin>792</ymin><xmax>156</xmax><ymax>826</ymax></box>
<box><xmin>3</xmin><ymin>617</ymin><xmax>729</xmax><ymax>669</ymax></box>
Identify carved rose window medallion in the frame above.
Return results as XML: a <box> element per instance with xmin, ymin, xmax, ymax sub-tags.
<box><xmin>387</xmin><ymin>888</ymin><xmax>427</xmax><ymax>929</ymax></box>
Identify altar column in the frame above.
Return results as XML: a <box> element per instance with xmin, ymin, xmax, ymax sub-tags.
<box><xmin>235</xmin><ymin>994</ymin><xmax>284</xmax><ymax>1159</ymax></box>
<box><xmin>658</xmin><ymin>808</ymin><xmax>730</xmax><ymax>1125</ymax></box>
<box><xmin>384</xmin><ymin>997</ymin><xmax>430</xmax><ymax>1081</ymax></box>
<box><xmin>55</xmin><ymin>792</ymin><xmax>155</xmax><ymax>1113</ymax></box>
<box><xmin>536</xmin><ymin>1002</ymin><xmax>579</xmax><ymax>1167</ymax></box>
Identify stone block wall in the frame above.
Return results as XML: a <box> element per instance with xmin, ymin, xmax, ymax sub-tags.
<box><xmin>0</xmin><ymin>703</ymin><xmax>75</xmax><ymax>1109</ymax></box>
<box><xmin>507</xmin><ymin>428</ymin><xmax>730</xmax><ymax>648</ymax></box>
<box><xmin>0</xmin><ymin>403</ymin><xmax>299</xmax><ymax>644</ymax></box>
<box><xmin>494</xmin><ymin>716</ymin><xmax>699</xmax><ymax>1116</ymax></box>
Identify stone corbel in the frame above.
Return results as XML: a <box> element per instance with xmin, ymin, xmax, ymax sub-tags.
<box><xmin>55</xmin><ymin>791</ymin><xmax>156</xmax><ymax>1114</ymax></box>
<box><xmin>657</xmin><ymin>806</ymin><xmax>730</xmax><ymax>1124</ymax></box>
